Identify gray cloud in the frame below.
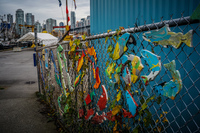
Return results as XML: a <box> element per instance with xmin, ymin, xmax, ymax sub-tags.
<box><xmin>0</xmin><ymin>0</ymin><xmax>90</xmax><ymax>25</ymax></box>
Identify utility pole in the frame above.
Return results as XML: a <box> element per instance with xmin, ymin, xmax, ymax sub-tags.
<box><xmin>6</xmin><ymin>21</ymin><xmax>8</xmax><ymax>41</ymax></box>
<box><xmin>34</xmin><ymin>27</ymin><xmax>37</xmax><ymax>48</ymax></box>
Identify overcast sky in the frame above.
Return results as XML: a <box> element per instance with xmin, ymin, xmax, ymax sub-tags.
<box><xmin>0</xmin><ymin>0</ymin><xmax>90</xmax><ymax>25</ymax></box>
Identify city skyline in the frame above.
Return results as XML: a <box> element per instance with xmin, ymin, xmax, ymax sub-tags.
<box><xmin>1</xmin><ymin>9</ymin><xmax>90</xmax><ymax>27</ymax></box>
<box><xmin>0</xmin><ymin>0</ymin><xmax>90</xmax><ymax>25</ymax></box>
<box><xmin>1</xmin><ymin>9</ymin><xmax>90</xmax><ymax>37</ymax></box>
<box><xmin>1</xmin><ymin>10</ymin><xmax>90</xmax><ymax>27</ymax></box>
<box><xmin>1</xmin><ymin>9</ymin><xmax>90</xmax><ymax>30</ymax></box>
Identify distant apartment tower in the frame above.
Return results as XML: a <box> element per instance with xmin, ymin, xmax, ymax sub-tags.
<box><xmin>76</xmin><ymin>21</ymin><xmax>79</xmax><ymax>28</ymax></box>
<box><xmin>31</xmin><ymin>15</ymin><xmax>35</xmax><ymax>25</ymax></box>
<box><xmin>53</xmin><ymin>19</ymin><xmax>57</xmax><ymax>27</ymax></box>
<box><xmin>7</xmin><ymin>14</ymin><xmax>13</xmax><ymax>25</ymax></box>
<box><xmin>81</xmin><ymin>18</ymin><xmax>85</xmax><ymax>26</ymax></box>
<box><xmin>15</xmin><ymin>9</ymin><xmax>25</xmax><ymax>36</ymax></box>
<box><xmin>71</xmin><ymin>11</ymin><xmax>76</xmax><ymax>29</ymax></box>
<box><xmin>86</xmin><ymin>16</ymin><xmax>90</xmax><ymax>26</ymax></box>
<box><xmin>42</xmin><ymin>24</ymin><xmax>46</xmax><ymax>31</ymax></box>
<box><xmin>77</xmin><ymin>18</ymin><xmax>85</xmax><ymax>27</ymax></box>
<box><xmin>59</xmin><ymin>22</ymin><xmax>64</xmax><ymax>26</ymax></box>
<box><xmin>46</xmin><ymin>18</ymin><xmax>57</xmax><ymax>33</ymax></box>
<box><xmin>78</xmin><ymin>21</ymin><xmax>83</xmax><ymax>27</ymax></box>
<box><xmin>25</xmin><ymin>13</ymin><xmax>32</xmax><ymax>33</ymax></box>
<box><xmin>25</xmin><ymin>13</ymin><xmax>32</xmax><ymax>25</ymax></box>
<box><xmin>35</xmin><ymin>21</ymin><xmax>42</xmax><ymax>33</ymax></box>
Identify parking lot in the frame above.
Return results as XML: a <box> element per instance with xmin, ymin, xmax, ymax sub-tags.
<box><xmin>0</xmin><ymin>50</ymin><xmax>57</xmax><ymax>133</ymax></box>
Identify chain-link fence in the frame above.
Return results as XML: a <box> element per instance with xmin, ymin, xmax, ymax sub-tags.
<box><xmin>36</xmin><ymin>15</ymin><xmax>200</xmax><ymax>133</ymax></box>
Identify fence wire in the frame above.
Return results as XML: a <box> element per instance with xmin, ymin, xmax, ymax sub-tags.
<box><xmin>37</xmin><ymin>15</ymin><xmax>200</xmax><ymax>133</ymax></box>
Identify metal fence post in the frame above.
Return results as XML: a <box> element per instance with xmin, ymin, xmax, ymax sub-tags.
<box><xmin>35</xmin><ymin>27</ymin><xmax>41</xmax><ymax>93</ymax></box>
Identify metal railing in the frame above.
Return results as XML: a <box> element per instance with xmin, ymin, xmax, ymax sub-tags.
<box><xmin>36</xmin><ymin>15</ymin><xmax>200</xmax><ymax>133</ymax></box>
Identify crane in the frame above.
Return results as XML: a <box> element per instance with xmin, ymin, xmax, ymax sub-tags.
<box><xmin>18</xmin><ymin>24</ymin><xmax>34</xmax><ymax>32</ymax></box>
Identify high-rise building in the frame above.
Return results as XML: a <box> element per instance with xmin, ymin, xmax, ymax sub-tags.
<box><xmin>35</xmin><ymin>21</ymin><xmax>42</xmax><ymax>33</ymax></box>
<box><xmin>53</xmin><ymin>19</ymin><xmax>57</xmax><ymax>27</ymax></box>
<box><xmin>31</xmin><ymin>15</ymin><xmax>35</xmax><ymax>25</ymax></box>
<box><xmin>46</xmin><ymin>18</ymin><xmax>57</xmax><ymax>33</ymax></box>
<box><xmin>86</xmin><ymin>16</ymin><xmax>90</xmax><ymax>26</ymax></box>
<box><xmin>25</xmin><ymin>13</ymin><xmax>33</xmax><ymax>33</ymax></box>
<box><xmin>42</xmin><ymin>20</ymin><xmax>46</xmax><ymax>31</ymax></box>
<box><xmin>26</xmin><ymin>13</ymin><xmax>32</xmax><ymax>25</ymax></box>
<box><xmin>46</xmin><ymin>18</ymin><xmax>52</xmax><ymax>33</ymax></box>
<box><xmin>87</xmin><ymin>16</ymin><xmax>90</xmax><ymax>20</ymax></box>
<box><xmin>80</xmin><ymin>18</ymin><xmax>85</xmax><ymax>27</ymax></box>
<box><xmin>15</xmin><ymin>9</ymin><xmax>25</xmax><ymax>36</ymax></box>
<box><xmin>76</xmin><ymin>21</ymin><xmax>79</xmax><ymax>28</ymax></box>
<box><xmin>59</xmin><ymin>22</ymin><xmax>64</xmax><ymax>26</ymax></box>
<box><xmin>7</xmin><ymin>14</ymin><xmax>13</xmax><ymax>25</ymax></box>
<box><xmin>42</xmin><ymin>21</ymin><xmax>46</xmax><ymax>31</ymax></box>
<box><xmin>71</xmin><ymin>11</ymin><xmax>76</xmax><ymax>29</ymax></box>
<box><xmin>43</xmin><ymin>24</ymin><xmax>46</xmax><ymax>31</ymax></box>
<box><xmin>78</xmin><ymin>21</ymin><xmax>84</xmax><ymax>27</ymax></box>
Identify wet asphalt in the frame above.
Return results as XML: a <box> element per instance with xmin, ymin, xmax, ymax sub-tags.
<box><xmin>0</xmin><ymin>50</ymin><xmax>57</xmax><ymax>133</ymax></box>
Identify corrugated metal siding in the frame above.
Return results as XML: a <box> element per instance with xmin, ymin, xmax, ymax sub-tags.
<box><xmin>90</xmin><ymin>0</ymin><xmax>200</xmax><ymax>132</ymax></box>
<box><xmin>90</xmin><ymin>0</ymin><xmax>200</xmax><ymax>34</ymax></box>
<box><xmin>90</xmin><ymin>23</ymin><xmax>200</xmax><ymax>132</ymax></box>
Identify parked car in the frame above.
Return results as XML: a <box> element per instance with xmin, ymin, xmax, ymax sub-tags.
<box><xmin>0</xmin><ymin>43</ymin><xmax>4</xmax><ymax>50</ymax></box>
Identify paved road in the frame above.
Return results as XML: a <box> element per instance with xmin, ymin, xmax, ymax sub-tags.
<box><xmin>0</xmin><ymin>50</ymin><xmax>57</xmax><ymax>133</ymax></box>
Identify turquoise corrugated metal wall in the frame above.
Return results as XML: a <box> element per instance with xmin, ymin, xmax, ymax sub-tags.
<box><xmin>90</xmin><ymin>0</ymin><xmax>200</xmax><ymax>34</ymax></box>
<box><xmin>90</xmin><ymin>0</ymin><xmax>200</xmax><ymax>132</ymax></box>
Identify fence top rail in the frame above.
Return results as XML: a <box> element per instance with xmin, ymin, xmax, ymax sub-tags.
<box><xmin>85</xmin><ymin>16</ymin><xmax>198</xmax><ymax>40</ymax></box>
<box><xmin>36</xmin><ymin>16</ymin><xmax>199</xmax><ymax>51</ymax></box>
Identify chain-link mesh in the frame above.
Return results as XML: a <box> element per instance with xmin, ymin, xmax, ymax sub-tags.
<box><xmin>36</xmin><ymin>15</ymin><xmax>200</xmax><ymax>133</ymax></box>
